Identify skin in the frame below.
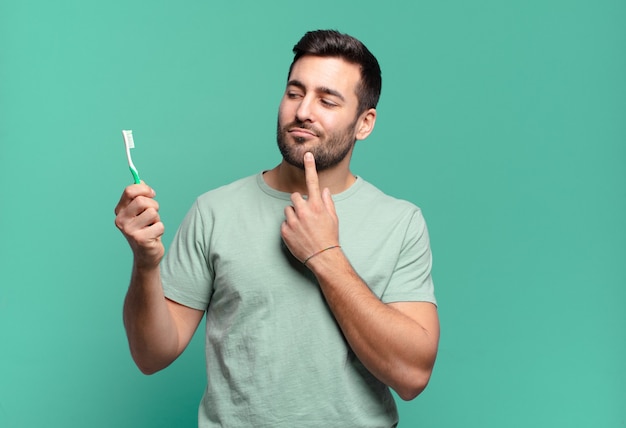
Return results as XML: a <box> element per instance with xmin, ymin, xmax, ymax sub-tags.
<box><xmin>275</xmin><ymin>59</ymin><xmax>360</xmax><ymax>172</ymax></box>
<box><xmin>115</xmin><ymin>55</ymin><xmax>439</xmax><ymax>400</ymax></box>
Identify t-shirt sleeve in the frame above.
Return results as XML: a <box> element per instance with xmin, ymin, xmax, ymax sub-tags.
<box><xmin>160</xmin><ymin>199</ymin><xmax>214</xmax><ymax>311</ymax></box>
<box><xmin>381</xmin><ymin>209</ymin><xmax>437</xmax><ymax>306</ymax></box>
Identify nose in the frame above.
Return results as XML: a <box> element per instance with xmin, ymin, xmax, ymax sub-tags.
<box><xmin>295</xmin><ymin>96</ymin><xmax>314</xmax><ymax>123</ymax></box>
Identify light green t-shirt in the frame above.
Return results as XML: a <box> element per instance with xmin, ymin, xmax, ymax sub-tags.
<box><xmin>161</xmin><ymin>173</ymin><xmax>436</xmax><ymax>428</ymax></box>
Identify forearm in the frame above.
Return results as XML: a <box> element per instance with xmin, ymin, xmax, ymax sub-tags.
<box><xmin>123</xmin><ymin>263</ymin><xmax>180</xmax><ymax>374</ymax></box>
<box><xmin>308</xmin><ymin>251</ymin><xmax>439</xmax><ymax>400</ymax></box>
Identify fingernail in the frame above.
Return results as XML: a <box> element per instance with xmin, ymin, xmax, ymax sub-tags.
<box><xmin>304</xmin><ymin>152</ymin><xmax>313</xmax><ymax>160</ymax></box>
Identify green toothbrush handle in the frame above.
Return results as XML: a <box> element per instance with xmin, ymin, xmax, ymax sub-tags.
<box><xmin>130</xmin><ymin>166</ymin><xmax>141</xmax><ymax>184</ymax></box>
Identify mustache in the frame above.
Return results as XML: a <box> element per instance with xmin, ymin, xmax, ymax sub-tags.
<box><xmin>283</xmin><ymin>121</ymin><xmax>322</xmax><ymax>137</ymax></box>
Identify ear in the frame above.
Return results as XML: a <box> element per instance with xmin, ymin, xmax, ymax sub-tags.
<box><xmin>355</xmin><ymin>108</ymin><xmax>377</xmax><ymax>141</ymax></box>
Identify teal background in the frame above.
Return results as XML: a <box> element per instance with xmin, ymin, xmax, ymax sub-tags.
<box><xmin>1</xmin><ymin>1</ymin><xmax>625</xmax><ymax>427</ymax></box>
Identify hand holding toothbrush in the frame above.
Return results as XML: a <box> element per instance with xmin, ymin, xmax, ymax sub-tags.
<box><xmin>115</xmin><ymin>130</ymin><xmax>164</xmax><ymax>269</ymax></box>
<box><xmin>114</xmin><ymin>182</ymin><xmax>165</xmax><ymax>270</ymax></box>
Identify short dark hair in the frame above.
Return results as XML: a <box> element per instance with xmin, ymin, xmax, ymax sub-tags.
<box><xmin>288</xmin><ymin>30</ymin><xmax>382</xmax><ymax>115</ymax></box>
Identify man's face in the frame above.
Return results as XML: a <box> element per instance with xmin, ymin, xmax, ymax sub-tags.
<box><xmin>276</xmin><ymin>56</ymin><xmax>364</xmax><ymax>171</ymax></box>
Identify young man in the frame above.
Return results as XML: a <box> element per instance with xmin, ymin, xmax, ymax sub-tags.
<box><xmin>115</xmin><ymin>29</ymin><xmax>439</xmax><ymax>427</ymax></box>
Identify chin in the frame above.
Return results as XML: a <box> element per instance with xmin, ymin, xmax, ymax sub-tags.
<box><xmin>281</xmin><ymin>148</ymin><xmax>307</xmax><ymax>170</ymax></box>
<box><xmin>278</xmin><ymin>137</ymin><xmax>309</xmax><ymax>169</ymax></box>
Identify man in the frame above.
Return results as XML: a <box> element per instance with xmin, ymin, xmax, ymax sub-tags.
<box><xmin>115</xmin><ymin>29</ymin><xmax>439</xmax><ymax>427</ymax></box>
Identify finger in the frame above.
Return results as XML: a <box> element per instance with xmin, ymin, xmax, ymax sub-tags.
<box><xmin>114</xmin><ymin>183</ymin><xmax>156</xmax><ymax>215</ymax></box>
<box><xmin>115</xmin><ymin>200</ymin><xmax>157</xmax><ymax>233</ymax></box>
<box><xmin>115</xmin><ymin>195</ymin><xmax>160</xmax><ymax>237</ymax></box>
<box><xmin>133</xmin><ymin>205</ymin><xmax>161</xmax><ymax>227</ymax></box>
<box><xmin>283</xmin><ymin>204</ymin><xmax>296</xmax><ymax>222</ymax></box>
<box><xmin>281</xmin><ymin>205</ymin><xmax>297</xmax><ymax>240</ymax></box>
<box><xmin>121</xmin><ymin>195</ymin><xmax>160</xmax><ymax>220</ymax></box>
<box><xmin>303</xmin><ymin>152</ymin><xmax>321</xmax><ymax>201</ymax></box>
<box><xmin>321</xmin><ymin>187</ymin><xmax>337</xmax><ymax>218</ymax></box>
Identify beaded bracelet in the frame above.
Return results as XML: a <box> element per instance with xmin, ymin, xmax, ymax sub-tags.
<box><xmin>303</xmin><ymin>245</ymin><xmax>341</xmax><ymax>266</ymax></box>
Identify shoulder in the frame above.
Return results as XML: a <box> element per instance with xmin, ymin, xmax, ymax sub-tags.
<box><xmin>349</xmin><ymin>178</ymin><xmax>424</xmax><ymax>219</ymax></box>
<box><xmin>195</xmin><ymin>174</ymin><xmax>259</xmax><ymax>207</ymax></box>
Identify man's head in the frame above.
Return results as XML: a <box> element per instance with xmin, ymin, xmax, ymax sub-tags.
<box><xmin>277</xmin><ymin>30</ymin><xmax>381</xmax><ymax>171</ymax></box>
<box><xmin>288</xmin><ymin>30</ymin><xmax>382</xmax><ymax>116</ymax></box>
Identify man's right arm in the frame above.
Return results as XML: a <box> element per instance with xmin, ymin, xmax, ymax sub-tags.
<box><xmin>114</xmin><ymin>183</ymin><xmax>204</xmax><ymax>374</ymax></box>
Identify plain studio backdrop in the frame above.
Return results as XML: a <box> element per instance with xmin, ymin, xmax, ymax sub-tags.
<box><xmin>1</xmin><ymin>1</ymin><xmax>624</xmax><ymax>427</ymax></box>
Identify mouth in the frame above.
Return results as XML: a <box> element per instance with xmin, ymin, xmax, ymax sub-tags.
<box><xmin>288</xmin><ymin>125</ymin><xmax>318</xmax><ymax>140</ymax></box>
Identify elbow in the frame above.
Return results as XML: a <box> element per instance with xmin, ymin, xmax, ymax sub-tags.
<box><xmin>394</xmin><ymin>369</ymin><xmax>433</xmax><ymax>401</ymax></box>
<box><xmin>124</xmin><ymin>326</ymin><xmax>179</xmax><ymax>375</ymax></box>
<box><xmin>396</xmin><ymin>384</ymin><xmax>426</xmax><ymax>402</ymax></box>
<box><xmin>134</xmin><ymin>357</ymin><xmax>171</xmax><ymax>376</ymax></box>
<box><xmin>136</xmin><ymin>362</ymin><xmax>161</xmax><ymax>376</ymax></box>
<box><xmin>130</xmin><ymin>349</ymin><xmax>173</xmax><ymax>375</ymax></box>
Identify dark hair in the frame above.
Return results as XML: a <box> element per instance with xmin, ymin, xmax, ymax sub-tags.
<box><xmin>289</xmin><ymin>30</ymin><xmax>382</xmax><ymax>115</ymax></box>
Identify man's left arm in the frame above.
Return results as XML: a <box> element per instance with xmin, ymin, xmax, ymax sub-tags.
<box><xmin>307</xmin><ymin>252</ymin><xmax>439</xmax><ymax>400</ymax></box>
<box><xmin>281</xmin><ymin>152</ymin><xmax>439</xmax><ymax>400</ymax></box>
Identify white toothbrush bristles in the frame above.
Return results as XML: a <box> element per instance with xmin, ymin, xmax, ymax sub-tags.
<box><xmin>122</xmin><ymin>130</ymin><xmax>135</xmax><ymax>149</ymax></box>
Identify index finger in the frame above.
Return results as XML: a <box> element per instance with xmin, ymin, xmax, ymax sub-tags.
<box><xmin>303</xmin><ymin>152</ymin><xmax>321</xmax><ymax>201</ymax></box>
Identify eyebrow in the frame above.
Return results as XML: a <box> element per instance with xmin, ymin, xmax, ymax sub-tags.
<box><xmin>287</xmin><ymin>79</ymin><xmax>346</xmax><ymax>102</ymax></box>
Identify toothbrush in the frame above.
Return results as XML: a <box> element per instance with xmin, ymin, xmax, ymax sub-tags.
<box><xmin>122</xmin><ymin>130</ymin><xmax>141</xmax><ymax>184</ymax></box>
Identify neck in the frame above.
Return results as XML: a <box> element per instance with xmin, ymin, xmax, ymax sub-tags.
<box><xmin>264</xmin><ymin>159</ymin><xmax>356</xmax><ymax>195</ymax></box>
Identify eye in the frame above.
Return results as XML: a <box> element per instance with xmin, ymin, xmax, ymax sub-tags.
<box><xmin>321</xmin><ymin>98</ymin><xmax>338</xmax><ymax>108</ymax></box>
<box><xmin>286</xmin><ymin>91</ymin><xmax>303</xmax><ymax>99</ymax></box>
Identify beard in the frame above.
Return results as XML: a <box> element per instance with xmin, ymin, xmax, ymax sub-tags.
<box><xmin>276</xmin><ymin>118</ymin><xmax>358</xmax><ymax>171</ymax></box>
